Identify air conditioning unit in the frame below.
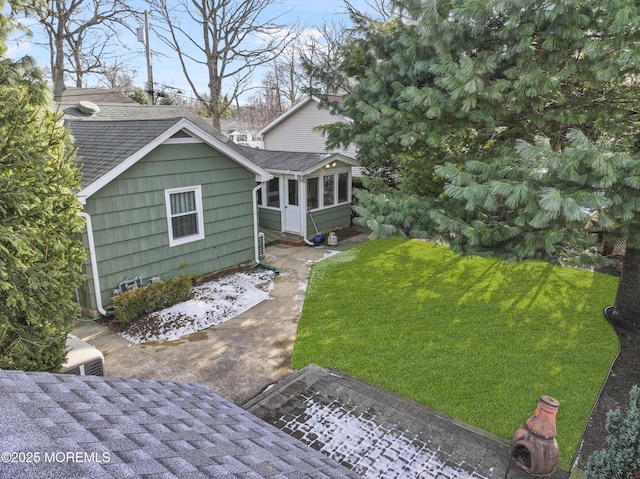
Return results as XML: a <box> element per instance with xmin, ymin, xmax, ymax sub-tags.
<box><xmin>258</xmin><ymin>232</ymin><xmax>266</xmax><ymax>259</ymax></box>
<box><xmin>62</xmin><ymin>335</ymin><xmax>105</xmax><ymax>376</ymax></box>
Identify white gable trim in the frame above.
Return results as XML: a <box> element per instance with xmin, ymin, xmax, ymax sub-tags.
<box><xmin>260</xmin><ymin>153</ymin><xmax>359</xmax><ymax>177</ymax></box>
<box><xmin>257</xmin><ymin>96</ymin><xmax>352</xmax><ymax>139</ymax></box>
<box><xmin>77</xmin><ymin>118</ymin><xmax>271</xmax><ymax>203</ymax></box>
<box><xmin>298</xmin><ymin>153</ymin><xmax>359</xmax><ymax>176</ymax></box>
<box><xmin>257</xmin><ymin>97</ymin><xmax>317</xmax><ymax>138</ymax></box>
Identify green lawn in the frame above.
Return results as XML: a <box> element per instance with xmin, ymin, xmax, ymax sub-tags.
<box><xmin>292</xmin><ymin>238</ymin><xmax>619</xmax><ymax>466</ymax></box>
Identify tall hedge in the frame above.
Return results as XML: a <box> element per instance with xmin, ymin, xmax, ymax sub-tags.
<box><xmin>0</xmin><ymin>2</ymin><xmax>86</xmax><ymax>371</ymax></box>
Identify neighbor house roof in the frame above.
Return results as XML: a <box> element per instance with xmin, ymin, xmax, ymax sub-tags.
<box><xmin>0</xmin><ymin>368</ymin><xmax>360</xmax><ymax>479</ymax></box>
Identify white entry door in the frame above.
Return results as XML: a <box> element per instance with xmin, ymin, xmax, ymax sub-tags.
<box><xmin>284</xmin><ymin>177</ymin><xmax>301</xmax><ymax>234</ymax></box>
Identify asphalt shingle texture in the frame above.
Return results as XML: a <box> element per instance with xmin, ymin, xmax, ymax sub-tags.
<box><xmin>68</xmin><ymin>118</ymin><xmax>183</xmax><ymax>187</ymax></box>
<box><xmin>0</xmin><ymin>369</ymin><xmax>360</xmax><ymax>479</ymax></box>
<box><xmin>64</xmin><ymin>102</ymin><xmax>351</xmax><ymax>190</ymax></box>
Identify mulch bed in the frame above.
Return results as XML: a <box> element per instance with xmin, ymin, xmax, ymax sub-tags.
<box><xmin>97</xmin><ymin>266</ymin><xmax>257</xmax><ymax>336</ymax></box>
<box><xmin>332</xmin><ymin>226</ymin><xmax>365</xmax><ymax>242</ymax></box>
<box><xmin>576</xmin><ymin>261</ymin><xmax>640</xmax><ymax>466</ymax></box>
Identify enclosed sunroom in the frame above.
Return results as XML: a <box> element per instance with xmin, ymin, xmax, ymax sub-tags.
<box><xmin>242</xmin><ymin>150</ymin><xmax>359</xmax><ymax>242</ymax></box>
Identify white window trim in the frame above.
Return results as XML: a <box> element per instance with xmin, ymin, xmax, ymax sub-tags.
<box><xmin>259</xmin><ymin>178</ymin><xmax>282</xmax><ymax>210</ymax></box>
<box><xmin>165</xmin><ymin>185</ymin><xmax>205</xmax><ymax>247</ymax></box>
<box><xmin>307</xmin><ymin>171</ymin><xmax>352</xmax><ymax>211</ymax></box>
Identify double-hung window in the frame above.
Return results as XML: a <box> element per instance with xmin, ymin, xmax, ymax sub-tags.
<box><xmin>165</xmin><ymin>186</ymin><xmax>205</xmax><ymax>247</ymax></box>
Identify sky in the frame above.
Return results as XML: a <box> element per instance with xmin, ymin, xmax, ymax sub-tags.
<box><xmin>6</xmin><ymin>0</ymin><xmax>373</xmax><ymax>105</ymax></box>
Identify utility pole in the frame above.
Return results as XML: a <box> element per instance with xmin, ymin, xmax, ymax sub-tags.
<box><xmin>137</xmin><ymin>11</ymin><xmax>154</xmax><ymax>104</ymax></box>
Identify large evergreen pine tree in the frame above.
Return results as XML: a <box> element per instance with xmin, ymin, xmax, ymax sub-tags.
<box><xmin>0</xmin><ymin>1</ymin><xmax>86</xmax><ymax>371</ymax></box>
<box><xmin>325</xmin><ymin>0</ymin><xmax>640</xmax><ymax>322</ymax></box>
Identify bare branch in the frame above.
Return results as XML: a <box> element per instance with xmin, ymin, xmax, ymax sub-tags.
<box><xmin>35</xmin><ymin>0</ymin><xmax>139</xmax><ymax>98</ymax></box>
<box><xmin>149</xmin><ymin>0</ymin><xmax>297</xmax><ymax>129</ymax></box>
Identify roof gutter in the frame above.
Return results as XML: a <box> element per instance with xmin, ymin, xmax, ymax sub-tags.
<box><xmin>78</xmin><ymin>212</ymin><xmax>108</xmax><ymax>316</ymax></box>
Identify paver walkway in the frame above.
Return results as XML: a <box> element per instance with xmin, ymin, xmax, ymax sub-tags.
<box><xmin>245</xmin><ymin>365</ymin><xmax>571</xmax><ymax>479</ymax></box>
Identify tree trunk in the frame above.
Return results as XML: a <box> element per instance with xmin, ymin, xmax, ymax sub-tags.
<box><xmin>52</xmin><ymin>21</ymin><xmax>66</xmax><ymax>101</ymax></box>
<box><xmin>608</xmin><ymin>244</ymin><xmax>640</xmax><ymax>323</ymax></box>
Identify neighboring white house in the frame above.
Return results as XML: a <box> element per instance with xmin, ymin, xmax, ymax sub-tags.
<box><xmin>220</xmin><ymin>118</ymin><xmax>264</xmax><ymax>149</ymax></box>
<box><xmin>257</xmin><ymin>96</ymin><xmax>361</xmax><ymax>176</ymax></box>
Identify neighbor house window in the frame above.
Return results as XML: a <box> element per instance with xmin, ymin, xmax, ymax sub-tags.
<box><xmin>165</xmin><ymin>186</ymin><xmax>205</xmax><ymax>247</ymax></box>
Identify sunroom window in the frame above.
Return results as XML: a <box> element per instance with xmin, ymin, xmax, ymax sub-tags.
<box><xmin>323</xmin><ymin>175</ymin><xmax>335</xmax><ymax>206</ymax></box>
<box><xmin>338</xmin><ymin>173</ymin><xmax>349</xmax><ymax>203</ymax></box>
<box><xmin>165</xmin><ymin>186</ymin><xmax>205</xmax><ymax>247</ymax></box>
<box><xmin>307</xmin><ymin>177</ymin><xmax>319</xmax><ymax>209</ymax></box>
<box><xmin>266</xmin><ymin>178</ymin><xmax>280</xmax><ymax>207</ymax></box>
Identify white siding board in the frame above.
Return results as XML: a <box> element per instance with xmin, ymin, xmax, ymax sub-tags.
<box><xmin>264</xmin><ymin>102</ymin><xmax>357</xmax><ymax>158</ymax></box>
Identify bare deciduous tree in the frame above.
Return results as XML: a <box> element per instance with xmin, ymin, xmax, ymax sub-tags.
<box><xmin>35</xmin><ymin>0</ymin><xmax>138</xmax><ymax>99</ymax></box>
<box><xmin>149</xmin><ymin>0</ymin><xmax>296</xmax><ymax>130</ymax></box>
<box><xmin>95</xmin><ymin>60</ymin><xmax>137</xmax><ymax>91</ymax></box>
<box><xmin>298</xmin><ymin>2</ymin><xmax>402</xmax><ymax>97</ymax></box>
<box><xmin>299</xmin><ymin>19</ymin><xmax>354</xmax><ymax>97</ymax></box>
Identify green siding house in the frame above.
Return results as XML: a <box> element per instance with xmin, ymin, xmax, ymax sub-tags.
<box><xmin>65</xmin><ymin>102</ymin><xmax>271</xmax><ymax>316</ymax></box>
<box><xmin>63</xmin><ymin>94</ymin><xmax>359</xmax><ymax>316</ymax></box>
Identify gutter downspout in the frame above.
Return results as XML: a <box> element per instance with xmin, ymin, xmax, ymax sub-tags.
<box><xmin>253</xmin><ymin>181</ymin><xmax>267</xmax><ymax>263</ymax></box>
<box><xmin>78</xmin><ymin>212</ymin><xmax>108</xmax><ymax>316</ymax></box>
<box><xmin>303</xmin><ymin>223</ymin><xmax>315</xmax><ymax>246</ymax></box>
<box><xmin>298</xmin><ymin>176</ymin><xmax>315</xmax><ymax>246</ymax></box>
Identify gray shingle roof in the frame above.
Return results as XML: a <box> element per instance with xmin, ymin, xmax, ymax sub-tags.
<box><xmin>63</xmin><ymin>103</ymin><xmax>234</xmax><ymax>145</ymax></box>
<box><xmin>57</xmin><ymin>87</ymin><xmax>137</xmax><ymax>104</ymax></box>
<box><xmin>0</xmin><ymin>369</ymin><xmax>359</xmax><ymax>478</ymax></box>
<box><xmin>238</xmin><ymin>147</ymin><xmax>338</xmax><ymax>174</ymax></box>
<box><xmin>64</xmin><ymin>100</ymin><xmax>358</xmax><ymax>190</ymax></box>
<box><xmin>68</xmin><ymin>118</ymin><xmax>183</xmax><ymax>188</ymax></box>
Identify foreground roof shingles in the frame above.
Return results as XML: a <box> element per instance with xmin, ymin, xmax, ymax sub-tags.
<box><xmin>0</xmin><ymin>369</ymin><xmax>360</xmax><ymax>478</ymax></box>
<box><xmin>68</xmin><ymin>118</ymin><xmax>183</xmax><ymax>188</ymax></box>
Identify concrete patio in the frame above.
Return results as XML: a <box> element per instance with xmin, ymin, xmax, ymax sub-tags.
<box><xmin>72</xmin><ymin>231</ymin><xmax>368</xmax><ymax>405</ymax></box>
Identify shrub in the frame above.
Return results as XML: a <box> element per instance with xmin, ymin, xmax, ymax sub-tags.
<box><xmin>0</xmin><ymin>30</ymin><xmax>86</xmax><ymax>372</ymax></box>
<box><xmin>112</xmin><ymin>275</ymin><xmax>193</xmax><ymax>324</ymax></box>
<box><xmin>585</xmin><ymin>385</ymin><xmax>640</xmax><ymax>479</ymax></box>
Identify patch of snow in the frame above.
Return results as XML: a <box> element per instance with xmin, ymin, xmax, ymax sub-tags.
<box><xmin>280</xmin><ymin>396</ymin><xmax>487</xmax><ymax>479</ymax></box>
<box><xmin>322</xmin><ymin>249</ymin><xmax>341</xmax><ymax>260</ymax></box>
<box><xmin>120</xmin><ymin>271</ymin><xmax>275</xmax><ymax>344</ymax></box>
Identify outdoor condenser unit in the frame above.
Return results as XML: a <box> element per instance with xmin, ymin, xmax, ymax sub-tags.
<box><xmin>61</xmin><ymin>335</ymin><xmax>105</xmax><ymax>376</ymax></box>
<box><xmin>258</xmin><ymin>232</ymin><xmax>266</xmax><ymax>259</ymax></box>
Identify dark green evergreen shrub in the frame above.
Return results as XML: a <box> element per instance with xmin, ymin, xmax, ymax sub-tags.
<box><xmin>112</xmin><ymin>276</ymin><xmax>193</xmax><ymax>324</ymax></box>
<box><xmin>112</xmin><ymin>289</ymin><xmax>146</xmax><ymax>324</ymax></box>
<box><xmin>585</xmin><ymin>385</ymin><xmax>640</xmax><ymax>479</ymax></box>
<box><xmin>1</xmin><ymin>3</ymin><xmax>86</xmax><ymax>372</ymax></box>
